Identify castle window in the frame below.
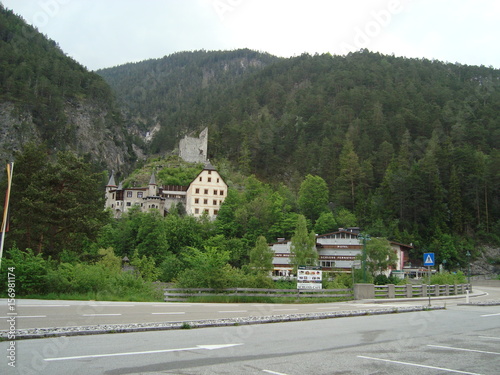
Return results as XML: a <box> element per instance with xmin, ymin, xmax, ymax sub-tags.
<box><xmin>126</xmin><ymin>202</ymin><xmax>131</xmax><ymax>207</ymax></box>
<box><xmin>195</xmin><ymin>188</ymin><xmax>200</xmax><ymax>194</ymax></box>
<box><xmin>214</xmin><ymin>209</ymin><xmax>219</xmax><ymax>215</ymax></box>
<box><xmin>208</xmin><ymin>170</ymin><xmax>212</xmax><ymax>175</ymax></box>
<box><xmin>214</xmin><ymin>190</ymin><xmax>218</xmax><ymax>195</ymax></box>
<box><xmin>217</xmin><ymin>178</ymin><xmax>220</xmax><ymax>183</ymax></box>
<box><xmin>127</xmin><ymin>191</ymin><xmax>133</xmax><ymax>198</ymax></box>
<box><xmin>220</xmin><ymin>190</ymin><xmax>224</xmax><ymax>196</ymax></box>
<box><xmin>208</xmin><ymin>177</ymin><xmax>211</xmax><ymax>182</ymax></box>
<box><xmin>213</xmin><ymin>200</ymin><xmax>217</xmax><ymax>205</ymax></box>
<box><xmin>195</xmin><ymin>198</ymin><xmax>199</xmax><ymax>204</ymax></box>
<box><xmin>199</xmin><ymin>177</ymin><xmax>202</xmax><ymax>182</ymax></box>
<box><xmin>137</xmin><ymin>192</ymin><xmax>143</xmax><ymax>198</ymax></box>
<box><xmin>204</xmin><ymin>199</ymin><xmax>208</xmax><ymax>205</ymax></box>
<box><xmin>195</xmin><ymin>208</ymin><xmax>199</xmax><ymax>214</ymax></box>
<box><xmin>204</xmin><ymin>189</ymin><xmax>208</xmax><ymax>194</ymax></box>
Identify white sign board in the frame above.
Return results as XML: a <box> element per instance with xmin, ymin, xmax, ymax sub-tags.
<box><xmin>297</xmin><ymin>266</ymin><xmax>322</xmax><ymax>289</ymax></box>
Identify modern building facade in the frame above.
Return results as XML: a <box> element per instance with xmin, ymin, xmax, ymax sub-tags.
<box><xmin>270</xmin><ymin>228</ymin><xmax>411</xmax><ymax>277</ymax></box>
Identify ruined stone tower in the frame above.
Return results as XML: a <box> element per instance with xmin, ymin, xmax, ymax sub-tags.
<box><xmin>179</xmin><ymin>127</ymin><xmax>208</xmax><ymax>163</ymax></box>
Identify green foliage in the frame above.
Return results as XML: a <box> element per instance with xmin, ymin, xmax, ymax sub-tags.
<box><xmin>298</xmin><ymin>175</ymin><xmax>329</xmax><ymax>223</ymax></box>
<box><xmin>0</xmin><ymin>247</ymin><xmax>49</xmax><ymax>295</ymax></box>
<box><xmin>290</xmin><ymin>215</ymin><xmax>318</xmax><ymax>273</ymax></box>
<box><xmin>176</xmin><ymin>246</ymin><xmax>233</xmax><ymax>289</ymax></box>
<box><xmin>248</xmin><ymin>236</ymin><xmax>274</xmax><ymax>275</ymax></box>
<box><xmin>335</xmin><ymin>208</ymin><xmax>357</xmax><ymax>228</ymax></box>
<box><xmin>323</xmin><ymin>272</ymin><xmax>353</xmax><ymax>289</ymax></box>
<box><xmin>430</xmin><ymin>271</ymin><xmax>467</xmax><ymax>285</ymax></box>
<box><xmin>100</xmin><ymin>48</ymin><xmax>499</xmax><ymax>249</ymax></box>
<box><xmin>314</xmin><ymin>212</ymin><xmax>338</xmax><ymax>235</ymax></box>
<box><xmin>365</xmin><ymin>237</ymin><xmax>398</xmax><ymax>276</ymax></box>
<box><xmin>130</xmin><ymin>250</ymin><xmax>160</xmax><ymax>282</ymax></box>
<box><xmin>0</xmin><ymin>6</ymin><xmax>127</xmax><ymax>155</ymax></box>
<box><xmin>158</xmin><ymin>252</ymin><xmax>184</xmax><ymax>282</ymax></box>
<box><xmin>0</xmin><ymin>246</ymin><xmax>160</xmax><ymax>300</ymax></box>
<box><xmin>6</xmin><ymin>143</ymin><xmax>110</xmax><ymax>259</ymax></box>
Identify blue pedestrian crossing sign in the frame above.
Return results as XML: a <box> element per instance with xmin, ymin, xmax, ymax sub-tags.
<box><xmin>423</xmin><ymin>252</ymin><xmax>435</xmax><ymax>266</ymax></box>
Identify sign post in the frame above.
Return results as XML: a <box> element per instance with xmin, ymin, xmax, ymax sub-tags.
<box><xmin>423</xmin><ymin>252</ymin><xmax>435</xmax><ymax>306</ymax></box>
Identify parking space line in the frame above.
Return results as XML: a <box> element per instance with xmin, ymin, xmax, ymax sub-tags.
<box><xmin>428</xmin><ymin>344</ymin><xmax>500</xmax><ymax>356</ymax></box>
<box><xmin>478</xmin><ymin>336</ymin><xmax>500</xmax><ymax>340</ymax></box>
<box><xmin>358</xmin><ymin>355</ymin><xmax>483</xmax><ymax>375</ymax></box>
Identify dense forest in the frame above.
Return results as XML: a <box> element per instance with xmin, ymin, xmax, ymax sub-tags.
<box><xmin>0</xmin><ymin>4</ymin><xmax>499</xmax><ymax>297</ymax></box>
<box><xmin>99</xmin><ymin>49</ymin><xmax>500</xmax><ymax>255</ymax></box>
<box><xmin>0</xmin><ymin>5</ymin><xmax>137</xmax><ymax>171</ymax></box>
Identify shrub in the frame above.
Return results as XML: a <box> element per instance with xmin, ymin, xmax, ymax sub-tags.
<box><xmin>0</xmin><ymin>247</ymin><xmax>49</xmax><ymax>295</ymax></box>
<box><xmin>430</xmin><ymin>271</ymin><xmax>467</xmax><ymax>285</ymax></box>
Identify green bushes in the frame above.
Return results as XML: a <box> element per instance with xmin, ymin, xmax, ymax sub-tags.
<box><xmin>0</xmin><ymin>247</ymin><xmax>162</xmax><ymax>301</ymax></box>
<box><xmin>430</xmin><ymin>271</ymin><xmax>467</xmax><ymax>285</ymax></box>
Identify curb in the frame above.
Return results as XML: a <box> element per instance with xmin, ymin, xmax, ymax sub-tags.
<box><xmin>2</xmin><ymin>305</ymin><xmax>444</xmax><ymax>341</ymax></box>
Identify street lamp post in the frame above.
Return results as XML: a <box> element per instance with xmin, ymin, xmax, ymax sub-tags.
<box><xmin>358</xmin><ymin>233</ymin><xmax>370</xmax><ymax>283</ymax></box>
<box><xmin>466</xmin><ymin>250</ymin><xmax>471</xmax><ymax>288</ymax></box>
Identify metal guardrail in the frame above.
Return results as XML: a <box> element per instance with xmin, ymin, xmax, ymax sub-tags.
<box><xmin>164</xmin><ymin>287</ymin><xmax>353</xmax><ymax>301</ymax></box>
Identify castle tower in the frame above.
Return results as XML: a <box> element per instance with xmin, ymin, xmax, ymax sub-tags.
<box><xmin>105</xmin><ymin>171</ymin><xmax>117</xmax><ymax>210</ymax></box>
<box><xmin>148</xmin><ymin>171</ymin><xmax>157</xmax><ymax>197</ymax></box>
<box><xmin>179</xmin><ymin>127</ymin><xmax>208</xmax><ymax>163</ymax></box>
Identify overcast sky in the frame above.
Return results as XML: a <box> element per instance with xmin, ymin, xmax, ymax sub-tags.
<box><xmin>2</xmin><ymin>0</ymin><xmax>499</xmax><ymax>71</ymax></box>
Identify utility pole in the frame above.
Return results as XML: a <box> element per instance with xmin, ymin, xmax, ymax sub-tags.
<box><xmin>0</xmin><ymin>162</ymin><xmax>14</xmax><ymax>269</ymax></box>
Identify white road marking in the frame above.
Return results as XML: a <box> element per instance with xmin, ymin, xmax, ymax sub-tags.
<box><xmin>151</xmin><ymin>312</ymin><xmax>185</xmax><ymax>315</ymax></box>
<box><xmin>358</xmin><ymin>355</ymin><xmax>483</xmax><ymax>375</ymax></box>
<box><xmin>428</xmin><ymin>344</ymin><xmax>500</xmax><ymax>355</ymax></box>
<box><xmin>0</xmin><ymin>315</ymin><xmax>47</xmax><ymax>319</ymax></box>
<box><xmin>218</xmin><ymin>310</ymin><xmax>247</xmax><ymax>313</ymax></box>
<box><xmin>20</xmin><ymin>304</ymin><xmax>70</xmax><ymax>307</ymax></box>
<box><xmin>44</xmin><ymin>343</ymin><xmax>243</xmax><ymax>361</ymax></box>
<box><xmin>316</xmin><ymin>306</ymin><xmax>340</xmax><ymax>310</ymax></box>
<box><xmin>263</xmin><ymin>370</ymin><xmax>290</xmax><ymax>375</ymax></box>
<box><xmin>478</xmin><ymin>336</ymin><xmax>500</xmax><ymax>340</ymax></box>
<box><xmin>480</xmin><ymin>312</ymin><xmax>500</xmax><ymax>317</ymax></box>
<box><xmin>81</xmin><ymin>314</ymin><xmax>122</xmax><ymax>317</ymax></box>
<box><xmin>88</xmin><ymin>304</ymin><xmax>136</xmax><ymax>307</ymax></box>
<box><xmin>273</xmin><ymin>309</ymin><xmax>298</xmax><ymax>312</ymax></box>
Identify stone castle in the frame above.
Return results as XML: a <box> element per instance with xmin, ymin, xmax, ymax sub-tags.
<box><xmin>105</xmin><ymin>128</ymin><xmax>227</xmax><ymax>218</ymax></box>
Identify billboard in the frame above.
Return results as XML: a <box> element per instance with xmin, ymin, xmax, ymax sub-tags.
<box><xmin>297</xmin><ymin>266</ymin><xmax>322</xmax><ymax>289</ymax></box>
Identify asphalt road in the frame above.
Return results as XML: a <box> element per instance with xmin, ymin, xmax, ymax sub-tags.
<box><xmin>0</xmin><ymin>298</ymin><xmax>441</xmax><ymax>331</ymax></box>
<box><xmin>1</xmin><ymin>284</ymin><xmax>499</xmax><ymax>331</ymax></box>
<box><xmin>1</xmin><ymin>301</ymin><xmax>499</xmax><ymax>374</ymax></box>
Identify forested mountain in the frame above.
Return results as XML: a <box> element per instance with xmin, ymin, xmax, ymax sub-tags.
<box><xmin>99</xmin><ymin>49</ymin><xmax>500</xmax><ymax>249</ymax></box>
<box><xmin>98</xmin><ymin>49</ymin><xmax>279</xmax><ymax>152</ymax></box>
<box><xmin>0</xmin><ymin>5</ymin><xmax>138</xmax><ymax>171</ymax></box>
